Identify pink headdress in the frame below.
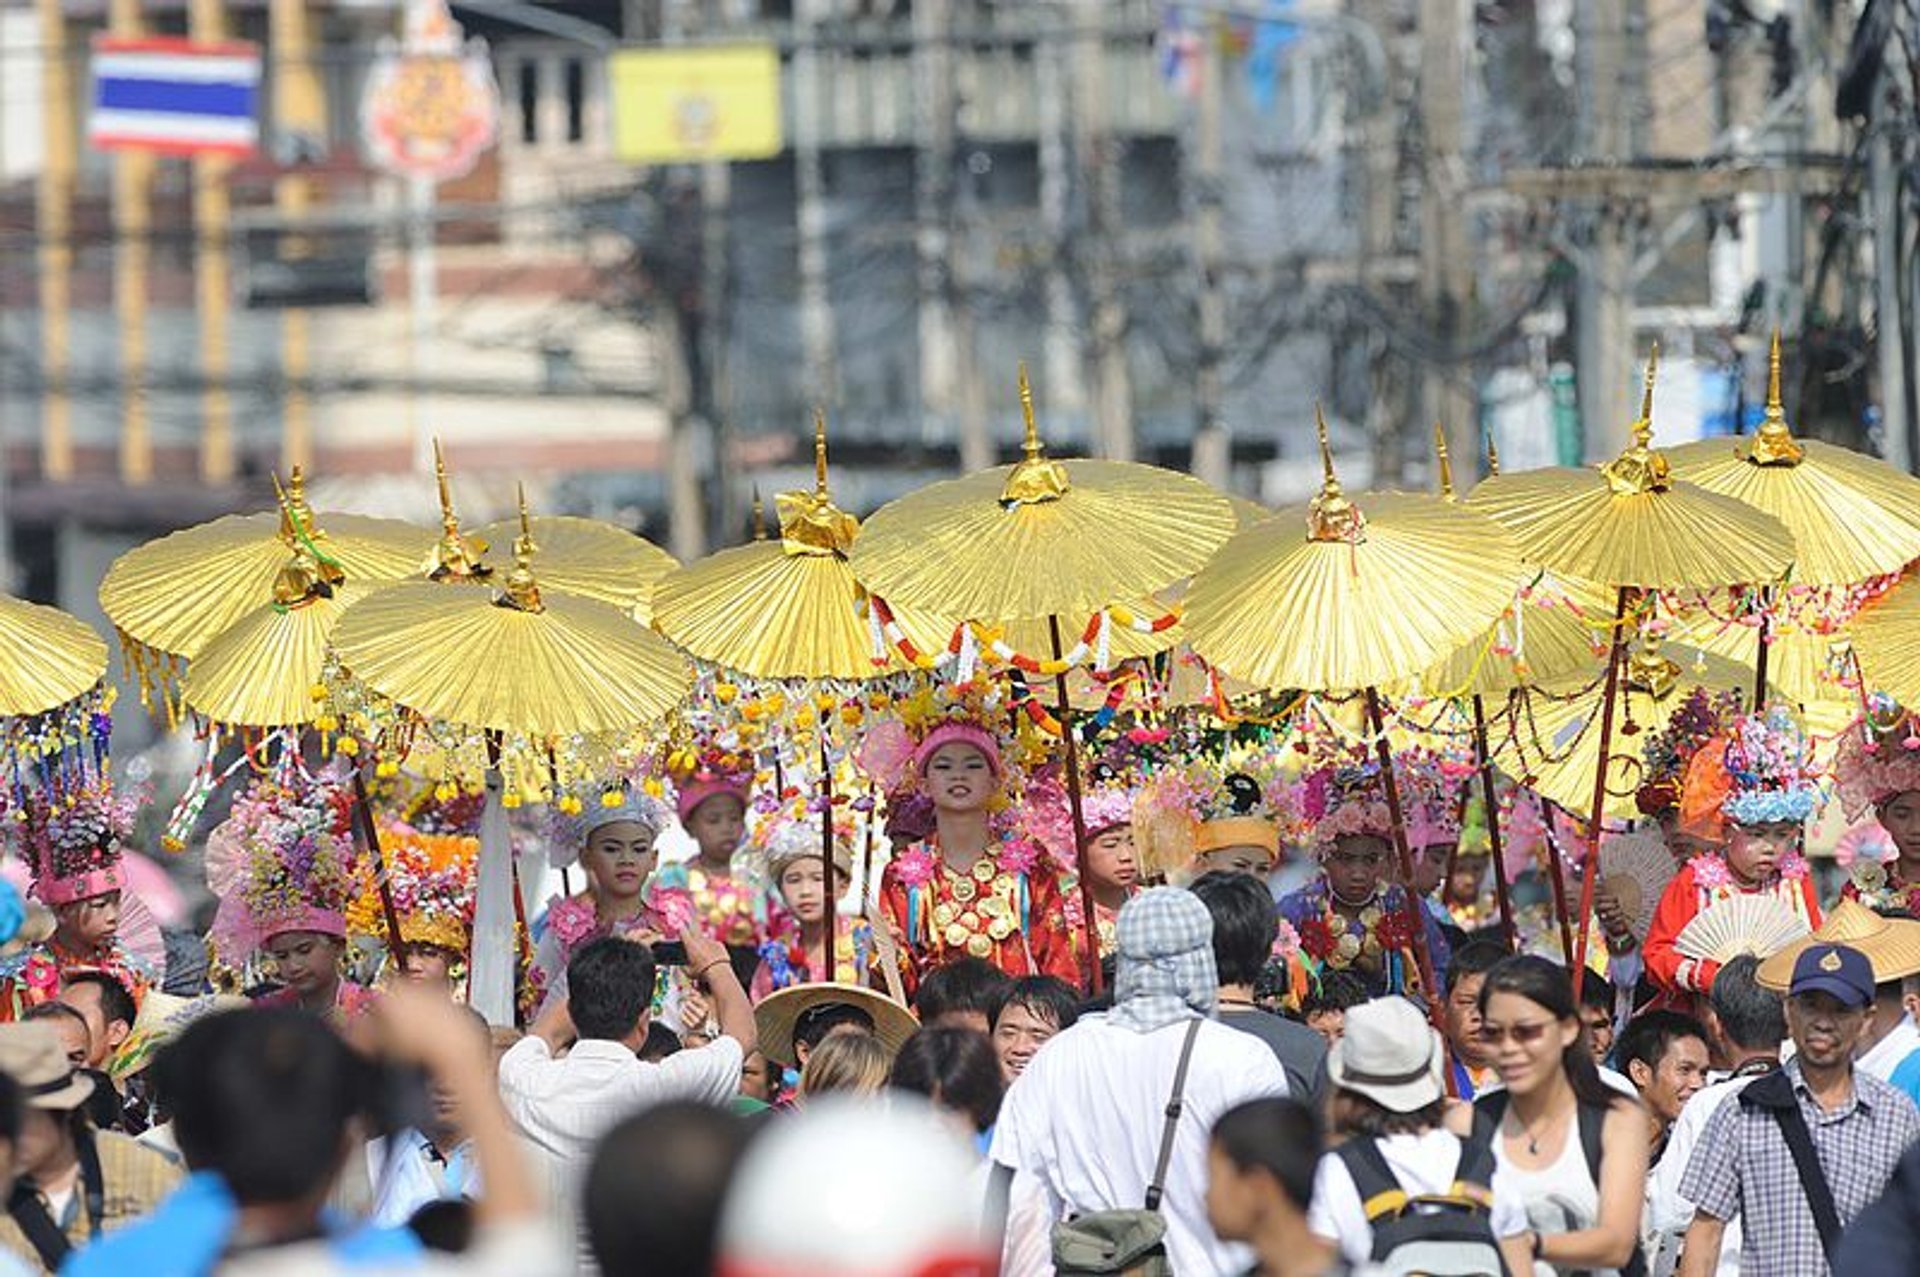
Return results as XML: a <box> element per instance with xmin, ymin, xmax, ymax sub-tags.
<box><xmin>6</xmin><ymin>774</ymin><xmax>137</xmax><ymax>907</ymax></box>
<box><xmin>911</xmin><ymin>721</ymin><xmax>1003</xmax><ymax>779</ymax></box>
<box><xmin>1835</xmin><ymin>693</ymin><xmax>1920</xmax><ymax>823</ymax></box>
<box><xmin>669</xmin><ymin>747</ymin><xmax>756</xmax><ymax>824</ymax></box>
<box><xmin>205</xmin><ymin>763</ymin><xmax>360</xmax><ymax>959</ymax></box>
<box><xmin>1397</xmin><ymin>751</ymin><xmax>1468</xmax><ymax>851</ymax></box>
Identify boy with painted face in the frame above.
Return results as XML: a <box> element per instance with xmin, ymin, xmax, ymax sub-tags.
<box><xmin>1643</xmin><ymin>710</ymin><xmax>1823</xmax><ymax>997</ymax></box>
<box><xmin>652</xmin><ymin>756</ymin><xmax>775</xmax><ymax>950</ymax></box>
<box><xmin>752</xmin><ymin>813</ymin><xmax>881</xmax><ymax>998</ymax></box>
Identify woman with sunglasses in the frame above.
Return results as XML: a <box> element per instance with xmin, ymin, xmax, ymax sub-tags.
<box><xmin>1475</xmin><ymin>954</ymin><xmax>1650</xmax><ymax>1276</ymax></box>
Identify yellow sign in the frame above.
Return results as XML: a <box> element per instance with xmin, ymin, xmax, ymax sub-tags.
<box><xmin>610</xmin><ymin>45</ymin><xmax>783</xmax><ymax>163</ymax></box>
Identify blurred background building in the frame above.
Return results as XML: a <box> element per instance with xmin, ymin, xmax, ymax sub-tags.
<box><xmin>0</xmin><ymin>0</ymin><xmax>1907</xmax><ymax>714</ymax></box>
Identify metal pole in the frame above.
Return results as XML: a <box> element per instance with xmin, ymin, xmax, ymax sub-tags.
<box><xmin>409</xmin><ymin>174</ymin><xmax>437</xmax><ymax>474</ymax></box>
<box><xmin>1870</xmin><ymin>121</ymin><xmax>1913</xmax><ymax>470</ymax></box>
<box><xmin>1190</xmin><ymin>11</ymin><xmax>1230</xmax><ymax>489</ymax></box>
<box><xmin>108</xmin><ymin>0</ymin><xmax>153</xmax><ymax>486</ymax></box>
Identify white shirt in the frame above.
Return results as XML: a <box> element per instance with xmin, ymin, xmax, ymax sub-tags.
<box><xmin>990</xmin><ymin>1013</ymin><xmax>1290</xmax><ymax>1277</ymax></box>
<box><xmin>1308</xmin><ymin>1128</ymin><xmax>1530</xmax><ymax>1267</ymax></box>
<box><xmin>365</xmin><ymin>1131</ymin><xmax>480</xmax><ymax>1228</ymax></box>
<box><xmin>1858</xmin><ymin>1015</ymin><xmax>1920</xmax><ymax>1082</ymax></box>
<box><xmin>1645</xmin><ymin>1071</ymin><xmax>1759</xmax><ymax>1277</ymax></box>
<box><xmin>217</xmin><ymin>1221</ymin><xmax>569</xmax><ymax>1277</ymax></box>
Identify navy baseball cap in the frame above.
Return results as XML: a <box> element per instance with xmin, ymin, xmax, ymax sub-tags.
<box><xmin>1789</xmin><ymin>943</ymin><xmax>1875</xmax><ymax>1009</ymax></box>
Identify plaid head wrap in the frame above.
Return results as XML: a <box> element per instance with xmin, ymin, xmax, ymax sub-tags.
<box><xmin>1109</xmin><ymin>887</ymin><xmax>1218</xmax><ymax>1034</ymax></box>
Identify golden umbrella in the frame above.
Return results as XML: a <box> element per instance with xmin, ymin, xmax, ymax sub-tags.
<box><xmin>0</xmin><ymin>596</ymin><xmax>107</xmax><ymax>719</ymax></box>
<box><xmin>99</xmin><ymin>467</ymin><xmax>432</xmax><ymax>706</ymax></box>
<box><xmin>476</xmin><ymin>514</ymin><xmax>677</xmax><ymax>621</ymax></box>
<box><xmin>1467</xmin><ymin>347</ymin><xmax>1797</xmax><ymax>992</ymax></box>
<box><xmin>1492</xmin><ymin>635</ymin><xmax>1752</xmax><ymax>821</ymax></box>
<box><xmin>1184</xmin><ymin>413</ymin><xmax>1526</xmax><ymax>693</ymax></box>
<box><xmin>1849</xmin><ymin>570</ymin><xmax>1920</xmax><ymax>708</ymax></box>
<box><xmin>653</xmin><ymin>417</ymin><xmax>894</xmax><ymax>682</ymax></box>
<box><xmin>850</xmin><ymin>369</ymin><xmax>1238</xmax><ymax>992</ymax></box>
<box><xmin>334</xmin><ymin>497</ymin><xmax>692</xmax><ymax>739</ymax></box>
<box><xmin>1184</xmin><ymin>409</ymin><xmax>1527</xmax><ymax>997</ymax></box>
<box><xmin>1667</xmin><ymin>333</ymin><xmax>1920</xmax><ymax>701</ymax></box>
<box><xmin>850</xmin><ymin>373</ymin><xmax>1236</xmax><ymax>622</ymax></box>
<box><xmin>1669</xmin><ymin>334</ymin><xmax>1920</xmax><ymax>587</ymax></box>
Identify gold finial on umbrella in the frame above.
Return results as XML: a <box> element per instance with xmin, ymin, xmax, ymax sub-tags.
<box><xmin>428</xmin><ymin>439</ymin><xmax>491</xmax><ymax>582</ymax></box>
<box><xmin>1000</xmin><ymin>362</ymin><xmax>1070</xmax><ymax>507</ymax></box>
<box><xmin>500</xmin><ymin>485</ymin><xmax>544</xmax><ymax>614</ymax></box>
<box><xmin>1434</xmin><ymin>421</ymin><xmax>1456</xmax><ymax>502</ymax></box>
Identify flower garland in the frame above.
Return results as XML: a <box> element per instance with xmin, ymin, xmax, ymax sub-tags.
<box><xmin>893</xmin><ymin>831</ymin><xmax>1044</xmax><ymax>889</ymax></box>
<box><xmin>1691</xmin><ymin>848</ymin><xmax>1810</xmax><ymax>891</ymax></box>
<box><xmin>1292</xmin><ymin>880</ymin><xmax>1417</xmax><ymax>970</ymax></box>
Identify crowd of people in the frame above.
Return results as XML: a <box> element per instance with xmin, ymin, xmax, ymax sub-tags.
<box><xmin>10</xmin><ymin>681</ymin><xmax>1920</xmax><ymax>1276</ymax></box>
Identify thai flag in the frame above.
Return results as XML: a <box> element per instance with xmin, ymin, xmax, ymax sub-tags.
<box><xmin>89</xmin><ymin>37</ymin><xmax>262</xmax><ymax>156</ymax></box>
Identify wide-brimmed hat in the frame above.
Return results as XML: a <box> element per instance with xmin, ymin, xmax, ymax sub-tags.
<box><xmin>754</xmin><ymin>982</ymin><xmax>918</xmax><ymax>1068</ymax></box>
<box><xmin>1328</xmin><ymin>996</ymin><xmax>1445</xmax><ymax>1113</ymax></box>
<box><xmin>0</xmin><ymin>1023</ymin><xmax>96</xmax><ymax>1110</ymax></box>
<box><xmin>108</xmin><ymin>991</ymin><xmax>248</xmax><ymax>1081</ymax></box>
<box><xmin>1757</xmin><ymin>898</ymin><xmax>1920</xmax><ymax>991</ymax></box>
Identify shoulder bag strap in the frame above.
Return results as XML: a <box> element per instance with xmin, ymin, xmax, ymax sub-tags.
<box><xmin>75</xmin><ymin>1125</ymin><xmax>105</xmax><ymax>1241</ymax></box>
<box><xmin>6</xmin><ymin>1179</ymin><xmax>71</xmax><ymax>1271</ymax></box>
<box><xmin>1144</xmin><ymin>1018</ymin><xmax>1204</xmax><ymax>1212</ymax></box>
<box><xmin>1762</xmin><ymin>1084</ymin><xmax>1844</xmax><ymax>1262</ymax></box>
<box><xmin>1333</xmin><ymin>1138</ymin><xmax>1406</xmax><ymax>1220</ymax></box>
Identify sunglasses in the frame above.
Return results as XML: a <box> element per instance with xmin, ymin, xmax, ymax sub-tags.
<box><xmin>1477</xmin><ymin>1020</ymin><xmax>1555</xmax><ymax>1047</ymax></box>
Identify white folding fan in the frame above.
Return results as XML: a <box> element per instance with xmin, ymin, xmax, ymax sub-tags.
<box><xmin>1597</xmin><ymin>828</ymin><xmax>1675</xmax><ymax>945</ymax></box>
<box><xmin>1675</xmin><ymin>895</ymin><xmax>1811</xmax><ymax>963</ymax></box>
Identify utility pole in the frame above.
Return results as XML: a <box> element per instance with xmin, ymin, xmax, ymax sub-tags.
<box><xmin>792</xmin><ymin>0</ymin><xmax>838</xmax><ymax>406</ymax></box>
<box><xmin>1870</xmin><ymin>100</ymin><xmax>1913</xmax><ymax>470</ymax></box>
<box><xmin>1189</xmin><ymin>11</ymin><xmax>1230</xmax><ymax>490</ymax></box>
<box><xmin>270</xmin><ymin>0</ymin><xmax>324</xmax><ymax>473</ymax></box>
<box><xmin>1573</xmin><ymin>0</ymin><xmax>1638</xmax><ymax>460</ymax></box>
<box><xmin>1418</xmin><ymin>0</ymin><xmax>1476</xmax><ymax>469</ymax></box>
<box><xmin>108</xmin><ymin>0</ymin><xmax>153</xmax><ymax>485</ymax></box>
<box><xmin>1071</xmin><ymin>0</ymin><xmax>1133</xmax><ymax>461</ymax></box>
<box><xmin>35</xmin><ymin>0</ymin><xmax>74</xmax><ymax>482</ymax></box>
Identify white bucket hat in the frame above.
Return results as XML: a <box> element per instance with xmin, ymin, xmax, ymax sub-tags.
<box><xmin>1327</xmin><ymin>996</ymin><xmax>1446</xmax><ymax>1113</ymax></box>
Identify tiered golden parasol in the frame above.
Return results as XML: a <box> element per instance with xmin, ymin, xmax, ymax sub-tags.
<box><xmin>0</xmin><ymin>596</ymin><xmax>108</xmax><ymax>719</ymax></box>
<box><xmin>99</xmin><ymin>467</ymin><xmax>432</xmax><ymax>707</ymax></box>
<box><xmin>849</xmin><ymin>369</ymin><xmax>1239</xmax><ymax>989</ymax></box>
<box><xmin>476</xmin><ymin>514</ymin><xmax>677</xmax><ymax>621</ymax></box>
<box><xmin>1849</xmin><ymin>570</ymin><xmax>1920</xmax><ymax>708</ymax></box>
<box><xmin>1466</xmin><ymin>348</ymin><xmax>1797</xmax><ymax>991</ymax></box>
<box><xmin>1184</xmin><ymin>409</ymin><xmax>1527</xmax><ymax>994</ymax></box>
<box><xmin>1668</xmin><ymin>333</ymin><xmax>1920</xmax><ymax>700</ymax></box>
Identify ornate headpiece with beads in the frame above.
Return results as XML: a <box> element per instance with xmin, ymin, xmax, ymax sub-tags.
<box><xmin>1397</xmin><ymin>749</ymin><xmax>1471</xmax><ymax>851</ymax></box>
<box><xmin>5</xmin><ymin>773</ymin><xmax>137</xmax><ymax>907</ymax></box>
<box><xmin>1135</xmin><ymin>756</ymin><xmax>1291</xmax><ymax>875</ymax></box>
<box><xmin>1680</xmin><ymin>708</ymin><xmax>1819</xmax><ymax>836</ymax></box>
<box><xmin>1298</xmin><ymin>759</ymin><xmax>1394</xmax><ymax>851</ymax></box>
<box><xmin>547</xmin><ymin>784</ymin><xmax>671</xmax><ymax>868</ymax></box>
<box><xmin>205</xmin><ymin>763</ymin><xmax>359</xmax><ymax>958</ymax></box>
<box><xmin>346</xmin><ymin>821</ymin><xmax>477</xmax><ymax>957</ymax></box>
<box><xmin>1638</xmin><ymin>687</ymin><xmax>1742</xmax><ymax>816</ymax></box>
<box><xmin>1835</xmin><ymin>692</ymin><xmax>1920</xmax><ymax>822</ymax></box>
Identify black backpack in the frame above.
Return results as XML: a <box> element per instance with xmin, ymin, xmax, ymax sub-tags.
<box><xmin>1333</xmin><ymin>1132</ymin><xmax>1510</xmax><ymax>1277</ymax></box>
<box><xmin>1471</xmin><ymin>1090</ymin><xmax>1648</xmax><ymax>1277</ymax></box>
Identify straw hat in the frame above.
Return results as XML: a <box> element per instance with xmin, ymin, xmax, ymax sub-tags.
<box><xmin>1757</xmin><ymin>898</ymin><xmax>1920</xmax><ymax>990</ymax></box>
<box><xmin>107</xmin><ymin>991</ymin><xmax>248</xmax><ymax>1081</ymax></box>
<box><xmin>0</xmin><ymin>1023</ymin><xmax>96</xmax><ymax>1110</ymax></box>
<box><xmin>754</xmin><ymin>982</ymin><xmax>918</xmax><ymax>1068</ymax></box>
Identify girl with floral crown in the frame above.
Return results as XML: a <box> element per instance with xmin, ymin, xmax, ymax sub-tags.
<box><xmin>529</xmin><ymin>787</ymin><xmax>690</xmax><ymax>1017</ymax></box>
<box><xmin>206</xmin><ymin>764</ymin><xmax>372</xmax><ymax>1022</ymax></box>
<box><xmin>1642</xmin><ymin>709</ymin><xmax>1823</xmax><ymax>996</ymax></box>
<box><xmin>0</xmin><ymin>773</ymin><xmax>158</xmax><ymax>1020</ymax></box>
<box><xmin>1834</xmin><ymin>694</ymin><xmax>1920</xmax><ymax>916</ymax></box>
<box><xmin>751</xmin><ymin>807</ymin><xmax>886</xmax><ymax>1000</ymax></box>
<box><xmin>1275</xmin><ymin>758</ymin><xmax>1453</xmax><ymax>998</ymax></box>
<box><xmin>649</xmin><ymin>749</ymin><xmax>776</xmax><ymax>951</ymax></box>
<box><xmin>875</xmin><ymin>715</ymin><xmax>1079</xmax><ymax>995</ymax></box>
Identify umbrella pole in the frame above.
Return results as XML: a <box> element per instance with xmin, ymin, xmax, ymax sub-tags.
<box><xmin>1571</xmin><ymin>588</ymin><xmax>1632</xmax><ymax>1004</ymax></box>
<box><xmin>1539</xmin><ymin>801</ymin><xmax>1576</xmax><ymax>964</ymax></box>
<box><xmin>349</xmin><ymin>767</ymin><xmax>407</xmax><ymax>965</ymax></box>
<box><xmin>1050</xmin><ymin>617</ymin><xmax>1104</xmax><ymax>996</ymax></box>
<box><xmin>1753</xmin><ymin>591</ymin><xmax>1772</xmax><ymax>707</ymax></box>
<box><xmin>1363</xmin><ymin>688</ymin><xmax>1441</xmax><ymax>1001</ymax></box>
<box><xmin>1470</xmin><ymin>694</ymin><xmax>1518</xmax><ymax>951</ymax></box>
<box><xmin>821</xmin><ymin>735</ymin><xmax>836</xmax><ymax>983</ymax></box>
